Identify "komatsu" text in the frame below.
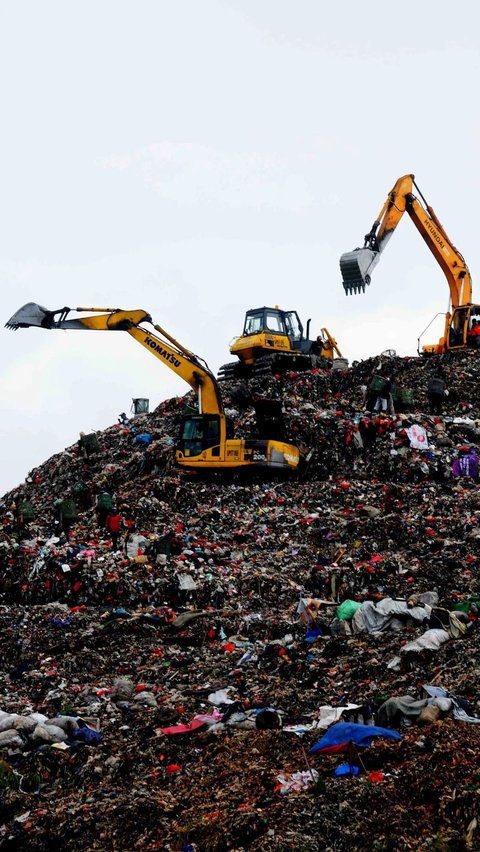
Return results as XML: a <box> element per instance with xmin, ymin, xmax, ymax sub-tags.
<box><xmin>144</xmin><ymin>337</ymin><xmax>181</xmax><ymax>368</ymax></box>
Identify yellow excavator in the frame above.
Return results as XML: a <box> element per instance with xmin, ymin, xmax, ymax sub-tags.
<box><xmin>218</xmin><ymin>305</ymin><xmax>345</xmax><ymax>380</ymax></box>
<box><xmin>5</xmin><ymin>303</ymin><xmax>300</xmax><ymax>472</ymax></box>
<box><xmin>340</xmin><ymin>173</ymin><xmax>480</xmax><ymax>354</ymax></box>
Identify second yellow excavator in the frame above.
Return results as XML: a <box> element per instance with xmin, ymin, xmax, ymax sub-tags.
<box><xmin>218</xmin><ymin>305</ymin><xmax>345</xmax><ymax>380</ymax></box>
<box><xmin>5</xmin><ymin>303</ymin><xmax>300</xmax><ymax>473</ymax></box>
<box><xmin>340</xmin><ymin>173</ymin><xmax>480</xmax><ymax>354</ymax></box>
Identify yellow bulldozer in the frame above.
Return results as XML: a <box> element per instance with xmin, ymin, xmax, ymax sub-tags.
<box><xmin>218</xmin><ymin>305</ymin><xmax>345</xmax><ymax>380</ymax></box>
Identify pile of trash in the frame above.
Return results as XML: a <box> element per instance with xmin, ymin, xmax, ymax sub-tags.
<box><xmin>1</xmin><ymin>350</ymin><xmax>480</xmax><ymax>849</ymax></box>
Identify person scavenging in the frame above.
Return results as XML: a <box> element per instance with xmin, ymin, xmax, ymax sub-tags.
<box><xmin>373</xmin><ymin>376</ymin><xmax>395</xmax><ymax>414</ymax></box>
<box><xmin>105</xmin><ymin>507</ymin><xmax>123</xmax><ymax>550</ymax></box>
<box><xmin>427</xmin><ymin>372</ymin><xmax>446</xmax><ymax>415</ymax></box>
<box><xmin>452</xmin><ymin>446</ymin><xmax>479</xmax><ymax>480</ymax></box>
<box><xmin>96</xmin><ymin>490</ymin><xmax>113</xmax><ymax>526</ymax></box>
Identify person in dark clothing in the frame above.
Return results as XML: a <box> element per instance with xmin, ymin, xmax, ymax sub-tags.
<box><xmin>78</xmin><ymin>431</ymin><xmax>100</xmax><ymax>461</ymax></box>
<box><xmin>58</xmin><ymin>498</ymin><xmax>77</xmax><ymax>537</ymax></box>
<box><xmin>96</xmin><ymin>491</ymin><xmax>113</xmax><ymax>526</ymax></box>
<box><xmin>374</xmin><ymin>377</ymin><xmax>393</xmax><ymax>413</ymax></box>
<box><xmin>427</xmin><ymin>374</ymin><xmax>446</xmax><ymax>415</ymax></box>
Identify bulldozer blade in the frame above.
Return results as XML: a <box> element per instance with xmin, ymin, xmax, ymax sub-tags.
<box><xmin>5</xmin><ymin>302</ymin><xmax>59</xmax><ymax>330</ymax></box>
<box><xmin>340</xmin><ymin>248</ymin><xmax>380</xmax><ymax>295</ymax></box>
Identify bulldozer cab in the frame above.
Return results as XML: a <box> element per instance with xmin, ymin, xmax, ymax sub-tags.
<box><xmin>243</xmin><ymin>308</ymin><xmax>304</xmax><ymax>340</ymax></box>
<box><xmin>284</xmin><ymin>311</ymin><xmax>303</xmax><ymax>341</ymax></box>
<box><xmin>219</xmin><ymin>305</ymin><xmax>326</xmax><ymax>379</ymax></box>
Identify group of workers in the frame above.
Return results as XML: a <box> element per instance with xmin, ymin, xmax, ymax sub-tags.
<box><xmin>365</xmin><ymin>368</ymin><xmax>479</xmax><ymax>481</ymax></box>
<box><xmin>364</xmin><ymin>371</ymin><xmax>447</xmax><ymax>417</ymax></box>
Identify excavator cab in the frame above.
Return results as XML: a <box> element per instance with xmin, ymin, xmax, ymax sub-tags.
<box><xmin>420</xmin><ymin>304</ymin><xmax>480</xmax><ymax>354</ymax></box>
<box><xmin>449</xmin><ymin>306</ymin><xmax>480</xmax><ymax>349</ymax></box>
<box><xmin>177</xmin><ymin>414</ymin><xmax>235</xmax><ymax>459</ymax></box>
<box><xmin>178</xmin><ymin>415</ymin><xmax>222</xmax><ymax>458</ymax></box>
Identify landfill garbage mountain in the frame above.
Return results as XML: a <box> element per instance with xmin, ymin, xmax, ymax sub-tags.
<box><xmin>2</xmin><ymin>349</ymin><xmax>480</xmax><ymax>850</ymax></box>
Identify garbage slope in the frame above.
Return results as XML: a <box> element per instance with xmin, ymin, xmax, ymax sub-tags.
<box><xmin>1</xmin><ymin>352</ymin><xmax>480</xmax><ymax>850</ymax></box>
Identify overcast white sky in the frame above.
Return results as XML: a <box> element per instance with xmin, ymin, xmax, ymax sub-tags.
<box><xmin>1</xmin><ymin>0</ymin><xmax>479</xmax><ymax>495</ymax></box>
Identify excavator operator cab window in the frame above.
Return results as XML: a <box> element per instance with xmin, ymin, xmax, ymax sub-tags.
<box><xmin>178</xmin><ymin>415</ymin><xmax>221</xmax><ymax>457</ymax></box>
<box><xmin>284</xmin><ymin>311</ymin><xmax>303</xmax><ymax>341</ymax></box>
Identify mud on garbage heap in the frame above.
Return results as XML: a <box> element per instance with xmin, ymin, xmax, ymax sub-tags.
<box><xmin>2</xmin><ymin>351</ymin><xmax>480</xmax><ymax>850</ymax></box>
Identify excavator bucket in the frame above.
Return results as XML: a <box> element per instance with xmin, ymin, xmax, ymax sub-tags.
<box><xmin>340</xmin><ymin>248</ymin><xmax>380</xmax><ymax>295</ymax></box>
<box><xmin>5</xmin><ymin>302</ymin><xmax>58</xmax><ymax>330</ymax></box>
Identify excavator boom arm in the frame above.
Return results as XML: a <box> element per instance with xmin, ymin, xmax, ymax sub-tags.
<box><xmin>340</xmin><ymin>174</ymin><xmax>473</xmax><ymax>308</ymax></box>
<box><xmin>5</xmin><ymin>304</ymin><xmax>223</xmax><ymax>414</ymax></box>
<box><xmin>403</xmin><ymin>197</ymin><xmax>471</xmax><ymax>308</ymax></box>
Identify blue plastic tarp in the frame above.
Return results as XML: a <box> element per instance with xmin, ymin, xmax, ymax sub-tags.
<box><xmin>308</xmin><ymin>722</ymin><xmax>402</xmax><ymax>754</ymax></box>
<box><xmin>134</xmin><ymin>433</ymin><xmax>152</xmax><ymax>446</ymax></box>
<box><xmin>333</xmin><ymin>762</ymin><xmax>360</xmax><ymax>777</ymax></box>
